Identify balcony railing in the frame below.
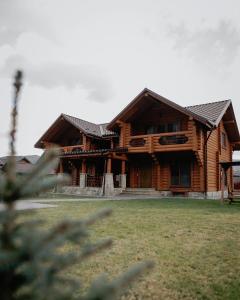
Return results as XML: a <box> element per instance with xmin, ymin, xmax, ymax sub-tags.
<box><xmin>61</xmin><ymin>144</ymin><xmax>84</xmax><ymax>153</ymax></box>
<box><xmin>126</xmin><ymin>131</ymin><xmax>195</xmax><ymax>153</ymax></box>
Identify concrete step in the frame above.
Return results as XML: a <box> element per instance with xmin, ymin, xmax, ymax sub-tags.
<box><xmin>121</xmin><ymin>188</ymin><xmax>161</xmax><ymax>195</ymax></box>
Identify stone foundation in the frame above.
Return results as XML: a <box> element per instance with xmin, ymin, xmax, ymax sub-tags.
<box><xmin>79</xmin><ymin>173</ymin><xmax>87</xmax><ymax>188</ymax></box>
<box><xmin>119</xmin><ymin>174</ymin><xmax>127</xmax><ymax>189</ymax></box>
<box><xmin>205</xmin><ymin>190</ymin><xmax>228</xmax><ymax>200</ymax></box>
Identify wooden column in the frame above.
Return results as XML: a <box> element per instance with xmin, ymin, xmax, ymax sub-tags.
<box><xmin>59</xmin><ymin>159</ymin><xmax>63</xmax><ymax>173</ymax></box>
<box><xmin>156</xmin><ymin>162</ymin><xmax>160</xmax><ymax>190</ymax></box>
<box><xmin>107</xmin><ymin>158</ymin><xmax>112</xmax><ymax>173</ymax></box>
<box><xmin>82</xmin><ymin>159</ymin><xmax>87</xmax><ymax>173</ymax></box>
<box><xmin>121</xmin><ymin>160</ymin><xmax>126</xmax><ymax>174</ymax></box>
<box><xmin>221</xmin><ymin>167</ymin><xmax>225</xmax><ymax>203</ymax></box>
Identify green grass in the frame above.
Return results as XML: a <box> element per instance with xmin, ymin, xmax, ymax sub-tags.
<box><xmin>33</xmin><ymin>199</ymin><xmax>240</xmax><ymax>299</ymax></box>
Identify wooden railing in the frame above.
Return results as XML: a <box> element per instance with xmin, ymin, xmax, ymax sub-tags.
<box><xmin>86</xmin><ymin>175</ymin><xmax>103</xmax><ymax>187</ymax></box>
<box><xmin>126</xmin><ymin>131</ymin><xmax>196</xmax><ymax>153</ymax></box>
<box><xmin>61</xmin><ymin>144</ymin><xmax>84</xmax><ymax>153</ymax></box>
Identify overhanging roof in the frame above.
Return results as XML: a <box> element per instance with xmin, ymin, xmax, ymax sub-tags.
<box><xmin>35</xmin><ymin>114</ymin><xmax>116</xmax><ymax>149</ymax></box>
<box><xmin>107</xmin><ymin>88</ymin><xmax>214</xmax><ymax>130</ymax></box>
<box><xmin>220</xmin><ymin>161</ymin><xmax>240</xmax><ymax>169</ymax></box>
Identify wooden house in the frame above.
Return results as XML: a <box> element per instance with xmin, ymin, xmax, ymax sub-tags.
<box><xmin>35</xmin><ymin>89</ymin><xmax>240</xmax><ymax>198</ymax></box>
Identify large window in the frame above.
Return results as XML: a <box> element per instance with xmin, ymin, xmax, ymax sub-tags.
<box><xmin>171</xmin><ymin>160</ymin><xmax>191</xmax><ymax>187</ymax></box>
<box><xmin>145</xmin><ymin>121</ymin><xmax>181</xmax><ymax>135</ymax></box>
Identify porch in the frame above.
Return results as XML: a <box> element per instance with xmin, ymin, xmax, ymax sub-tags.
<box><xmin>56</xmin><ymin>151</ymin><xmax>207</xmax><ymax>198</ymax></box>
<box><xmin>57</xmin><ymin>153</ymin><xmax>127</xmax><ymax>196</ymax></box>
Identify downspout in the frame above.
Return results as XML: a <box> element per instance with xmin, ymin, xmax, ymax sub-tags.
<box><xmin>203</xmin><ymin>127</ymin><xmax>215</xmax><ymax>199</ymax></box>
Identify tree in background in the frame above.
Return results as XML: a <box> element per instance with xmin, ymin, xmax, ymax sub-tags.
<box><xmin>0</xmin><ymin>71</ymin><xmax>153</xmax><ymax>300</ymax></box>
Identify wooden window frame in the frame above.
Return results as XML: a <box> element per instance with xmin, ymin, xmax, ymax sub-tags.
<box><xmin>221</xmin><ymin>132</ymin><xmax>227</xmax><ymax>149</ymax></box>
<box><xmin>170</xmin><ymin>160</ymin><xmax>191</xmax><ymax>188</ymax></box>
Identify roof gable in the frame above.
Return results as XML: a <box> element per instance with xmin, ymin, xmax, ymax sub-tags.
<box><xmin>107</xmin><ymin>88</ymin><xmax>213</xmax><ymax>130</ymax></box>
<box><xmin>63</xmin><ymin>114</ymin><xmax>114</xmax><ymax>137</ymax></box>
<box><xmin>35</xmin><ymin>114</ymin><xmax>116</xmax><ymax>149</ymax></box>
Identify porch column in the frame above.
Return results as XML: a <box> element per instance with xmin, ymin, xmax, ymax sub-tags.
<box><xmin>59</xmin><ymin>158</ymin><xmax>64</xmax><ymax>173</ymax></box>
<box><xmin>79</xmin><ymin>159</ymin><xmax>87</xmax><ymax>188</ymax></box>
<box><xmin>120</xmin><ymin>160</ymin><xmax>126</xmax><ymax>189</ymax></box>
<box><xmin>104</xmin><ymin>158</ymin><xmax>114</xmax><ymax>196</ymax></box>
<box><xmin>82</xmin><ymin>159</ymin><xmax>87</xmax><ymax>173</ymax></box>
<box><xmin>107</xmin><ymin>158</ymin><xmax>112</xmax><ymax>173</ymax></box>
<box><xmin>221</xmin><ymin>167</ymin><xmax>225</xmax><ymax>203</ymax></box>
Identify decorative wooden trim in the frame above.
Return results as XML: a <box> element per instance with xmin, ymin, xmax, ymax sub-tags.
<box><xmin>159</xmin><ymin>135</ymin><xmax>188</xmax><ymax>145</ymax></box>
<box><xmin>129</xmin><ymin>138</ymin><xmax>146</xmax><ymax>147</ymax></box>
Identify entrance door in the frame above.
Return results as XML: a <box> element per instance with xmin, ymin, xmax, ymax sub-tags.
<box><xmin>134</xmin><ymin>161</ymin><xmax>152</xmax><ymax>188</ymax></box>
<box><xmin>139</xmin><ymin>163</ymin><xmax>152</xmax><ymax>187</ymax></box>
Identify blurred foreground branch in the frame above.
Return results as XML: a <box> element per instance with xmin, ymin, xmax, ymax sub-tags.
<box><xmin>0</xmin><ymin>70</ymin><xmax>154</xmax><ymax>300</ymax></box>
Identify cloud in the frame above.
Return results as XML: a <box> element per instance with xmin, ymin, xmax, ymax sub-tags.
<box><xmin>167</xmin><ymin>20</ymin><xmax>240</xmax><ymax>70</ymax></box>
<box><xmin>0</xmin><ymin>0</ymin><xmax>55</xmax><ymax>47</ymax></box>
<box><xmin>0</xmin><ymin>55</ymin><xmax>113</xmax><ymax>102</ymax></box>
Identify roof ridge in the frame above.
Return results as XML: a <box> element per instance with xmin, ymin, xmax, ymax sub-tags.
<box><xmin>62</xmin><ymin>113</ymin><xmax>98</xmax><ymax>126</ymax></box>
<box><xmin>98</xmin><ymin>122</ymin><xmax>109</xmax><ymax>126</ymax></box>
<box><xmin>185</xmin><ymin>99</ymin><xmax>231</xmax><ymax>109</ymax></box>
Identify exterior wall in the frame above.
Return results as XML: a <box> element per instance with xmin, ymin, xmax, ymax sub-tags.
<box><xmin>206</xmin><ymin>128</ymin><xmax>219</xmax><ymax>192</ymax></box>
<box><xmin>218</xmin><ymin>121</ymin><xmax>232</xmax><ymax>190</ymax></box>
<box><xmin>206</xmin><ymin>121</ymin><xmax>232</xmax><ymax>193</ymax></box>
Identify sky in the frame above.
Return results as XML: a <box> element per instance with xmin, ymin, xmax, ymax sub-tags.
<box><xmin>1</xmin><ymin>0</ymin><xmax>240</xmax><ymax>158</ymax></box>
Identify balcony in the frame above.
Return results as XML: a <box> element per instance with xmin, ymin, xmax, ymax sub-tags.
<box><xmin>60</xmin><ymin>144</ymin><xmax>84</xmax><ymax>154</ymax></box>
<box><xmin>126</xmin><ymin>131</ymin><xmax>196</xmax><ymax>153</ymax></box>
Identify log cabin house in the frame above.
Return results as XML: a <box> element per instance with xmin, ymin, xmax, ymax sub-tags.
<box><xmin>35</xmin><ymin>88</ymin><xmax>240</xmax><ymax>198</ymax></box>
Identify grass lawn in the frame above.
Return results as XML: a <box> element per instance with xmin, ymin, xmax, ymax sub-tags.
<box><xmin>32</xmin><ymin>198</ymin><xmax>240</xmax><ymax>299</ymax></box>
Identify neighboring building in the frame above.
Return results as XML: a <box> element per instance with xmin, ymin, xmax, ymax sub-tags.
<box><xmin>0</xmin><ymin>155</ymin><xmax>40</xmax><ymax>175</ymax></box>
<box><xmin>35</xmin><ymin>88</ymin><xmax>240</xmax><ymax>198</ymax></box>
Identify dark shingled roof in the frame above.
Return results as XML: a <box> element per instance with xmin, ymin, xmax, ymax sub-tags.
<box><xmin>62</xmin><ymin>114</ymin><xmax>116</xmax><ymax>137</ymax></box>
<box><xmin>0</xmin><ymin>155</ymin><xmax>40</xmax><ymax>166</ymax></box>
<box><xmin>185</xmin><ymin>100</ymin><xmax>231</xmax><ymax>126</ymax></box>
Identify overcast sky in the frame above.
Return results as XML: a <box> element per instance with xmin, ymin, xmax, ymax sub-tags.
<box><xmin>1</xmin><ymin>0</ymin><xmax>240</xmax><ymax>158</ymax></box>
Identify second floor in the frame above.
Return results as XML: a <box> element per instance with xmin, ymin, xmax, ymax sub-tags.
<box><xmin>35</xmin><ymin>89</ymin><xmax>240</xmax><ymax>156</ymax></box>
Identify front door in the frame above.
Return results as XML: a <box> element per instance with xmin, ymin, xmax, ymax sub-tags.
<box><xmin>139</xmin><ymin>163</ymin><xmax>152</xmax><ymax>187</ymax></box>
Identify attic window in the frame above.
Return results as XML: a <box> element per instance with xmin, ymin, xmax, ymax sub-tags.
<box><xmin>221</xmin><ymin>132</ymin><xmax>227</xmax><ymax>149</ymax></box>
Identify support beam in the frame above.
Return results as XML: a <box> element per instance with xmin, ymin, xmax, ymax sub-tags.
<box><xmin>107</xmin><ymin>158</ymin><xmax>112</xmax><ymax>173</ymax></box>
<box><xmin>223</xmin><ymin>120</ymin><xmax>235</xmax><ymax>125</ymax></box>
<box><xmin>121</xmin><ymin>160</ymin><xmax>126</xmax><ymax>174</ymax></box>
<box><xmin>82</xmin><ymin>159</ymin><xmax>87</xmax><ymax>173</ymax></box>
<box><xmin>59</xmin><ymin>159</ymin><xmax>63</xmax><ymax>173</ymax></box>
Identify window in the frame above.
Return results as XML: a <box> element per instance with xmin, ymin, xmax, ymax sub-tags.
<box><xmin>171</xmin><ymin>161</ymin><xmax>191</xmax><ymax>187</ymax></box>
<box><xmin>146</xmin><ymin>125</ymin><xmax>158</xmax><ymax>134</ymax></box>
<box><xmin>145</xmin><ymin>121</ymin><xmax>181</xmax><ymax>135</ymax></box>
<box><xmin>221</xmin><ymin>132</ymin><xmax>227</xmax><ymax>149</ymax></box>
<box><xmin>159</xmin><ymin>121</ymin><xmax>181</xmax><ymax>133</ymax></box>
<box><xmin>158</xmin><ymin>124</ymin><xmax>166</xmax><ymax>133</ymax></box>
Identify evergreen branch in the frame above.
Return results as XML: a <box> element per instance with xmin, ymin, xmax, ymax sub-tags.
<box><xmin>19</xmin><ymin>174</ymin><xmax>70</xmax><ymax>198</ymax></box>
<box><xmin>84</xmin><ymin>260</ymin><xmax>154</xmax><ymax>300</ymax></box>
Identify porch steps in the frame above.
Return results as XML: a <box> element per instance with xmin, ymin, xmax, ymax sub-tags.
<box><xmin>121</xmin><ymin>188</ymin><xmax>162</xmax><ymax>196</ymax></box>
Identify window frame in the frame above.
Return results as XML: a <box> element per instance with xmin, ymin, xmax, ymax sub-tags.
<box><xmin>170</xmin><ymin>160</ymin><xmax>192</xmax><ymax>188</ymax></box>
<box><xmin>221</xmin><ymin>132</ymin><xmax>227</xmax><ymax>149</ymax></box>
